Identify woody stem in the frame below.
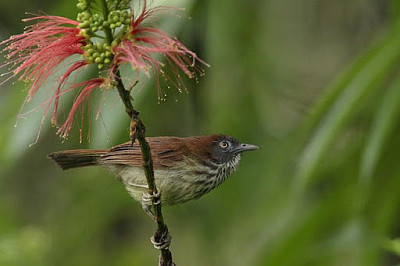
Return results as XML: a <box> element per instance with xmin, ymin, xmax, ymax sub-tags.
<box><xmin>99</xmin><ymin>1</ymin><xmax>174</xmax><ymax>265</ymax></box>
<box><xmin>114</xmin><ymin>71</ymin><xmax>173</xmax><ymax>265</ymax></box>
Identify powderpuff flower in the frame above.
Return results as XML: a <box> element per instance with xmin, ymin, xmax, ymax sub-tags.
<box><xmin>112</xmin><ymin>1</ymin><xmax>209</xmax><ymax>99</ymax></box>
<box><xmin>55</xmin><ymin>78</ymin><xmax>105</xmax><ymax>139</ymax></box>
<box><xmin>1</xmin><ymin>15</ymin><xmax>85</xmax><ymax>100</ymax></box>
<box><xmin>1</xmin><ymin>1</ymin><xmax>208</xmax><ymax>141</ymax></box>
<box><xmin>0</xmin><ymin>15</ymin><xmax>104</xmax><ymax>139</ymax></box>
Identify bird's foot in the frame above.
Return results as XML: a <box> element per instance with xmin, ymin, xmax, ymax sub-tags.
<box><xmin>142</xmin><ymin>191</ymin><xmax>161</xmax><ymax>205</ymax></box>
<box><xmin>141</xmin><ymin>191</ymin><xmax>161</xmax><ymax>221</ymax></box>
<box><xmin>151</xmin><ymin>227</ymin><xmax>172</xmax><ymax>250</ymax></box>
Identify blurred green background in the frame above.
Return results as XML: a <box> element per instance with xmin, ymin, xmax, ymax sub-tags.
<box><xmin>2</xmin><ymin>0</ymin><xmax>400</xmax><ymax>265</ymax></box>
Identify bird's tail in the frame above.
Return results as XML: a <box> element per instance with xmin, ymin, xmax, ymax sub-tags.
<box><xmin>48</xmin><ymin>149</ymin><xmax>107</xmax><ymax>170</ymax></box>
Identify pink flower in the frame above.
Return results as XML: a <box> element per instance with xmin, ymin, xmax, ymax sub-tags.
<box><xmin>1</xmin><ymin>4</ymin><xmax>208</xmax><ymax>141</ymax></box>
<box><xmin>112</xmin><ymin>1</ymin><xmax>208</xmax><ymax>99</ymax></box>
<box><xmin>56</xmin><ymin>78</ymin><xmax>105</xmax><ymax>139</ymax></box>
<box><xmin>1</xmin><ymin>15</ymin><xmax>104</xmax><ymax>139</ymax></box>
<box><xmin>1</xmin><ymin>15</ymin><xmax>85</xmax><ymax>99</ymax></box>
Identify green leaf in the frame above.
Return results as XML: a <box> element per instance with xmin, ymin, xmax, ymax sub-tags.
<box><xmin>358</xmin><ymin>74</ymin><xmax>400</xmax><ymax>208</ymax></box>
<box><xmin>294</xmin><ymin>23</ymin><xmax>400</xmax><ymax>192</ymax></box>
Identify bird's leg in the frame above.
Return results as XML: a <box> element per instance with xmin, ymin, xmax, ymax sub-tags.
<box><xmin>142</xmin><ymin>191</ymin><xmax>171</xmax><ymax>249</ymax></box>
<box><xmin>141</xmin><ymin>201</ymin><xmax>155</xmax><ymax>220</ymax></box>
<box><xmin>141</xmin><ymin>190</ymin><xmax>161</xmax><ymax>221</ymax></box>
<box><xmin>151</xmin><ymin>225</ymin><xmax>172</xmax><ymax>250</ymax></box>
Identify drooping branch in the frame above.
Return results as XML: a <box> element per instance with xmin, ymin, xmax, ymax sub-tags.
<box><xmin>100</xmin><ymin>0</ymin><xmax>174</xmax><ymax>264</ymax></box>
<box><xmin>114</xmin><ymin>69</ymin><xmax>173</xmax><ymax>266</ymax></box>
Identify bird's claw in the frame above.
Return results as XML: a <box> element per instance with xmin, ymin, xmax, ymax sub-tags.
<box><xmin>141</xmin><ymin>191</ymin><xmax>161</xmax><ymax>221</ymax></box>
<box><xmin>142</xmin><ymin>191</ymin><xmax>161</xmax><ymax>205</ymax></box>
<box><xmin>151</xmin><ymin>230</ymin><xmax>172</xmax><ymax>250</ymax></box>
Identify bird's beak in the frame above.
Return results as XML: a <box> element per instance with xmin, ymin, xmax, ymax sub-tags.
<box><xmin>235</xmin><ymin>143</ymin><xmax>260</xmax><ymax>153</ymax></box>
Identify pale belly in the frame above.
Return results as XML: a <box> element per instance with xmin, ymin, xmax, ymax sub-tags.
<box><xmin>104</xmin><ymin>164</ymin><xmax>219</xmax><ymax>206</ymax></box>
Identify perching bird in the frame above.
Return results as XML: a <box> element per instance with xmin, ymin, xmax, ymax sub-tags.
<box><xmin>48</xmin><ymin>134</ymin><xmax>259</xmax><ymax>212</ymax></box>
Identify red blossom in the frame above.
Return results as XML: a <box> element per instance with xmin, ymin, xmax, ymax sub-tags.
<box><xmin>51</xmin><ymin>60</ymin><xmax>88</xmax><ymax>126</ymax></box>
<box><xmin>1</xmin><ymin>15</ymin><xmax>85</xmax><ymax>99</ymax></box>
<box><xmin>0</xmin><ymin>15</ymin><xmax>105</xmax><ymax>139</ymax></box>
<box><xmin>56</xmin><ymin>78</ymin><xmax>105</xmax><ymax>140</ymax></box>
<box><xmin>113</xmin><ymin>1</ymin><xmax>208</xmax><ymax>98</ymax></box>
<box><xmin>1</xmin><ymin>4</ymin><xmax>208</xmax><ymax>141</ymax></box>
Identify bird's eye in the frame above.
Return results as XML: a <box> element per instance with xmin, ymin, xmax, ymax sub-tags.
<box><xmin>219</xmin><ymin>141</ymin><xmax>230</xmax><ymax>150</ymax></box>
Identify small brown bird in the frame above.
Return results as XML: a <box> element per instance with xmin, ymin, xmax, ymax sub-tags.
<box><xmin>48</xmin><ymin>135</ymin><xmax>259</xmax><ymax>212</ymax></box>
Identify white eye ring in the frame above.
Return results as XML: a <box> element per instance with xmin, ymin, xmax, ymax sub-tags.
<box><xmin>219</xmin><ymin>141</ymin><xmax>230</xmax><ymax>149</ymax></box>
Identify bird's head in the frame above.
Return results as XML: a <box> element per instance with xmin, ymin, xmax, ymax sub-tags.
<box><xmin>186</xmin><ymin>135</ymin><xmax>259</xmax><ymax>165</ymax></box>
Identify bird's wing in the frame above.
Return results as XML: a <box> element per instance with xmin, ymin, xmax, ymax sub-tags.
<box><xmin>98</xmin><ymin>137</ymin><xmax>187</xmax><ymax>169</ymax></box>
<box><xmin>98</xmin><ymin>142</ymin><xmax>143</xmax><ymax>166</ymax></box>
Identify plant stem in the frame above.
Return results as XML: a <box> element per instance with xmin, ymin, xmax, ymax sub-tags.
<box><xmin>99</xmin><ymin>1</ymin><xmax>174</xmax><ymax>265</ymax></box>
<box><xmin>114</xmin><ymin>70</ymin><xmax>174</xmax><ymax>266</ymax></box>
<box><xmin>99</xmin><ymin>0</ymin><xmax>113</xmax><ymax>44</ymax></box>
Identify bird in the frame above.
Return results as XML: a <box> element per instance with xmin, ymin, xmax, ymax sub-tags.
<box><xmin>48</xmin><ymin>134</ymin><xmax>259</xmax><ymax>212</ymax></box>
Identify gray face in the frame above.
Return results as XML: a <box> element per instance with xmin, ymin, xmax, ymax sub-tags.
<box><xmin>210</xmin><ymin>135</ymin><xmax>259</xmax><ymax>164</ymax></box>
